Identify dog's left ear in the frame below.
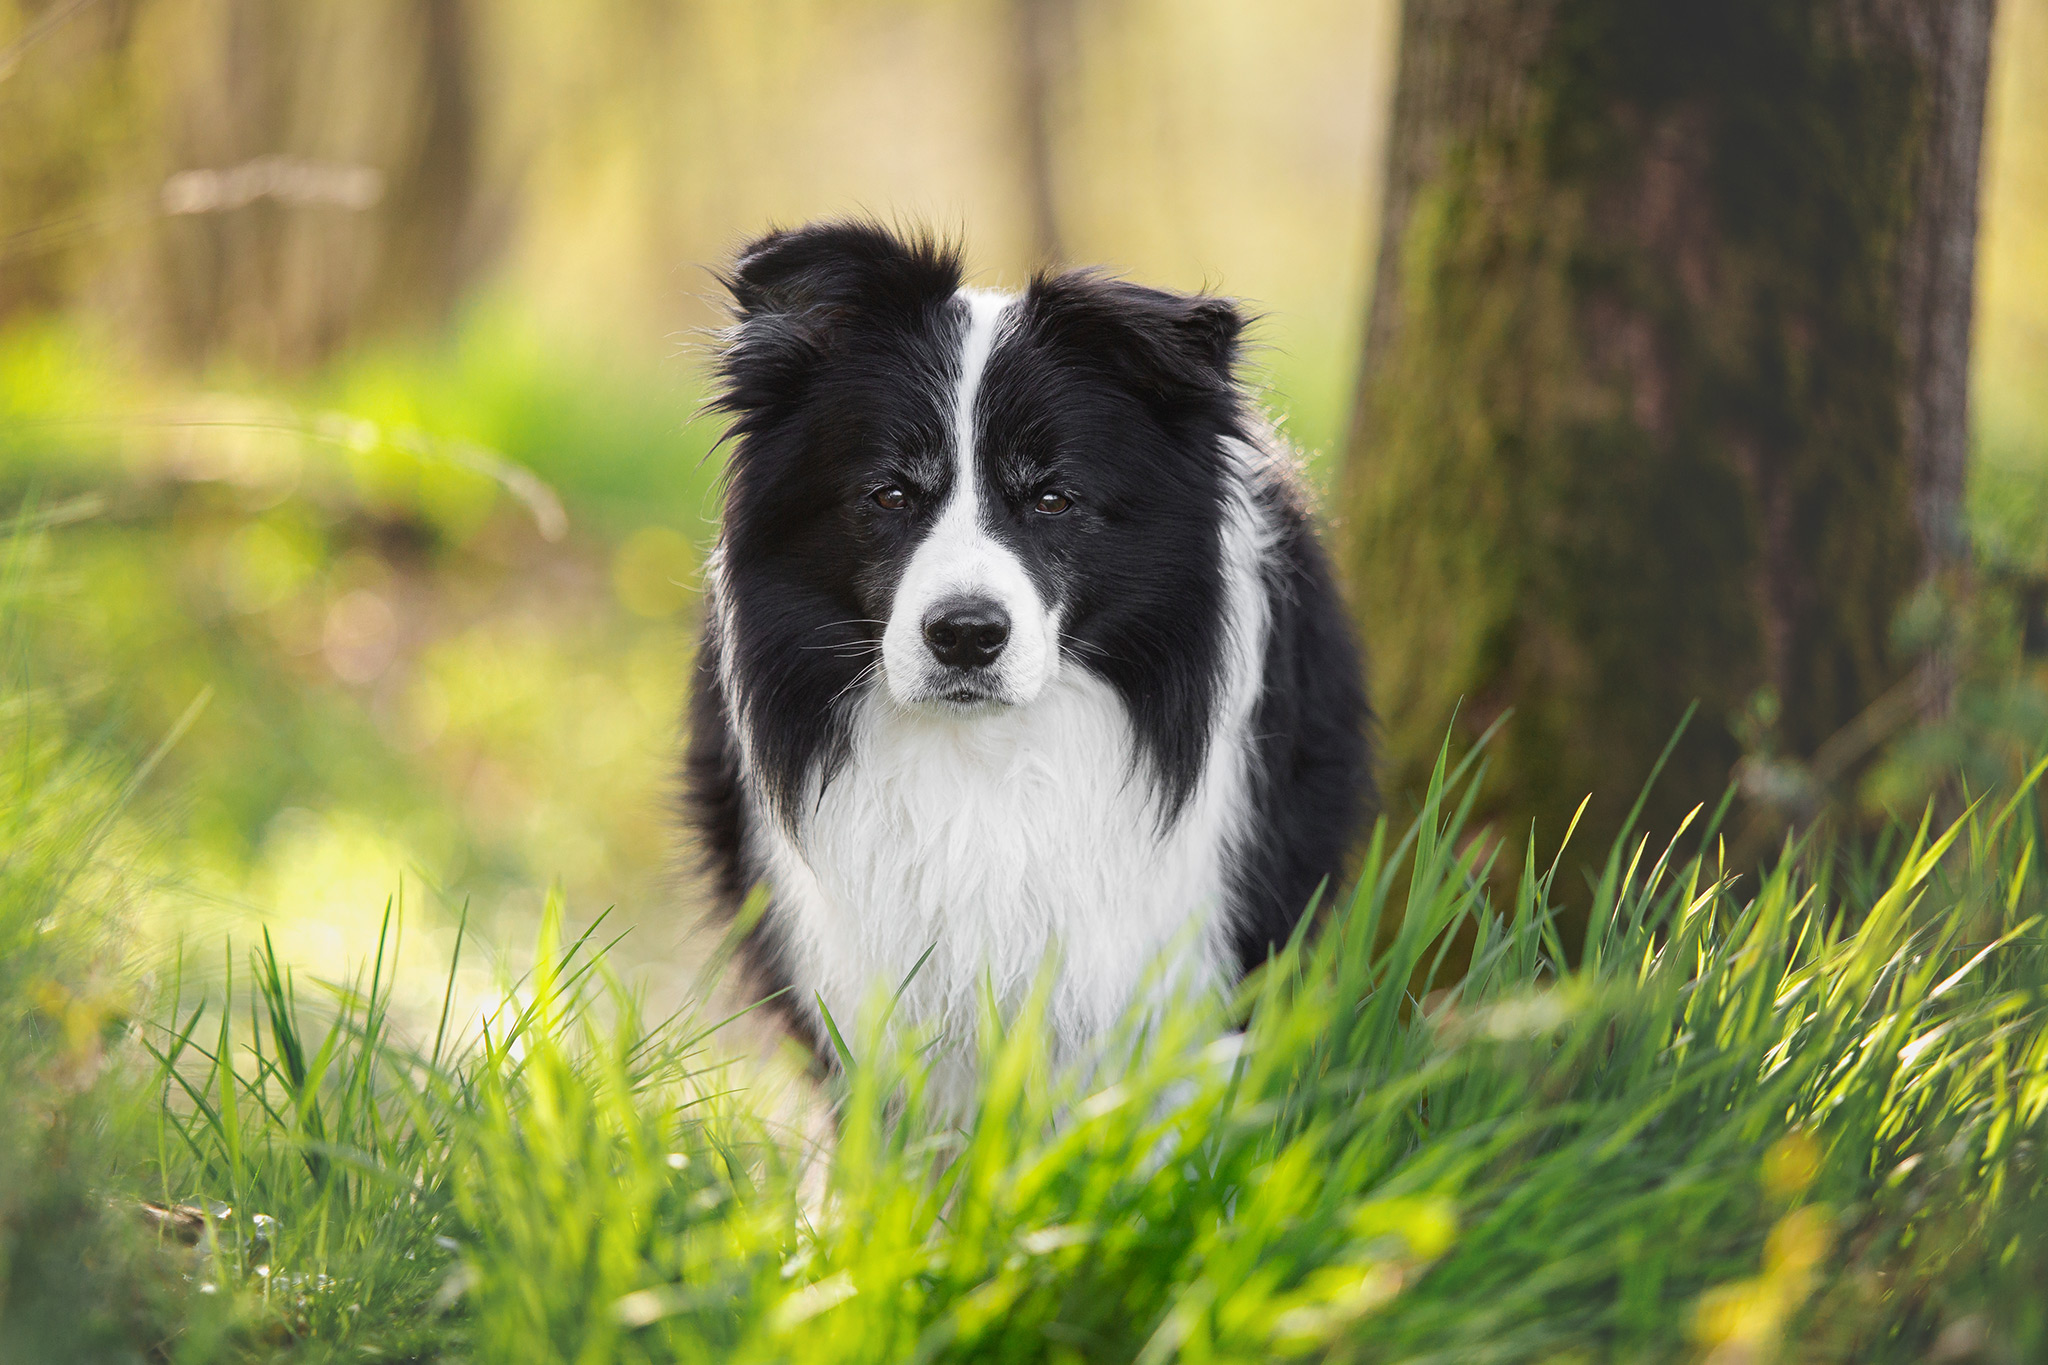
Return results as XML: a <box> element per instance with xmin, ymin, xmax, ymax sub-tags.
<box><xmin>723</xmin><ymin>221</ymin><xmax>960</xmax><ymax>332</ymax></box>
<box><xmin>715</xmin><ymin>221</ymin><xmax>963</xmax><ymax>421</ymax></box>
<box><xmin>1022</xmin><ymin>271</ymin><xmax>1247</xmax><ymax>411</ymax></box>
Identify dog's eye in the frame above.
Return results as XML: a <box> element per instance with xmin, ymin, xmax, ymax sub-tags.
<box><xmin>1034</xmin><ymin>491</ymin><xmax>1072</xmax><ymax>516</ymax></box>
<box><xmin>872</xmin><ymin>486</ymin><xmax>909</xmax><ymax>511</ymax></box>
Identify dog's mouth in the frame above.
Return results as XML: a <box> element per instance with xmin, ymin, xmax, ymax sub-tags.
<box><xmin>937</xmin><ymin>684</ymin><xmax>1005</xmax><ymax>707</ymax></box>
<box><xmin>916</xmin><ymin>673</ymin><xmax>1011</xmax><ymax>708</ymax></box>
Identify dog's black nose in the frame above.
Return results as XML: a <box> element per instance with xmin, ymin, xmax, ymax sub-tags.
<box><xmin>922</xmin><ymin>598</ymin><xmax>1010</xmax><ymax>669</ymax></box>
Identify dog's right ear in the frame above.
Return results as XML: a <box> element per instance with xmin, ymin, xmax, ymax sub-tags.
<box><xmin>715</xmin><ymin>222</ymin><xmax>961</xmax><ymax>417</ymax></box>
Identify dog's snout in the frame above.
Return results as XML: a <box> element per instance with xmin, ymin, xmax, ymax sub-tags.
<box><xmin>922</xmin><ymin>598</ymin><xmax>1010</xmax><ymax>669</ymax></box>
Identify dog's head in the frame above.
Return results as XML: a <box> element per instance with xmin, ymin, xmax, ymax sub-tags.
<box><xmin>709</xmin><ymin>222</ymin><xmax>1249</xmax><ymax>816</ymax></box>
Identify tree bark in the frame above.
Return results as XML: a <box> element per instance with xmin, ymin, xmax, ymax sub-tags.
<box><xmin>1339</xmin><ymin>0</ymin><xmax>1996</xmax><ymax>864</ymax></box>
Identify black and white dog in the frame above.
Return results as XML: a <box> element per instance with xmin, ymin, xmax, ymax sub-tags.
<box><xmin>686</xmin><ymin>222</ymin><xmax>1372</xmax><ymax>1106</ymax></box>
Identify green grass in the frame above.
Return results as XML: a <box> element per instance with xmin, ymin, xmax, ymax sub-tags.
<box><xmin>2</xmin><ymin>324</ymin><xmax>2045</xmax><ymax>1362</ymax></box>
<box><xmin>7</xmin><ymin>599</ymin><xmax>2047</xmax><ymax>1361</ymax></box>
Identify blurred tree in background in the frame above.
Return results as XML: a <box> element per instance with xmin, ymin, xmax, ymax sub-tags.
<box><xmin>2</xmin><ymin>0</ymin><xmax>1393</xmax><ymax>404</ymax></box>
<box><xmin>1343</xmin><ymin>0</ymin><xmax>2001</xmax><ymax>869</ymax></box>
<box><xmin>148</xmin><ymin>0</ymin><xmax>484</xmax><ymax>366</ymax></box>
<box><xmin>0</xmin><ymin>0</ymin><xmax>1397</xmax><ymax>993</ymax></box>
<box><xmin>0</xmin><ymin>0</ymin><xmax>2044</xmax><ymax>982</ymax></box>
<box><xmin>3</xmin><ymin>0</ymin><xmax>485</xmax><ymax>367</ymax></box>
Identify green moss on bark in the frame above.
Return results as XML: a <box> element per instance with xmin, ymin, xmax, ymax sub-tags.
<box><xmin>1344</xmin><ymin>2</ymin><xmax>1948</xmax><ymax>867</ymax></box>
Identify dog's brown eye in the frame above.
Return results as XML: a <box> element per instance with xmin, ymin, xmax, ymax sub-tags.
<box><xmin>872</xmin><ymin>486</ymin><xmax>908</xmax><ymax>511</ymax></box>
<box><xmin>1034</xmin><ymin>491</ymin><xmax>1072</xmax><ymax>515</ymax></box>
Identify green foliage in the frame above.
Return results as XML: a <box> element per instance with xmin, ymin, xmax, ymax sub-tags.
<box><xmin>0</xmin><ymin>516</ymin><xmax>194</xmax><ymax>1360</ymax></box>
<box><xmin>0</xmin><ymin>319</ymin><xmax>703</xmax><ymax>982</ymax></box>
<box><xmin>304</xmin><ymin>302</ymin><xmax>721</xmax><ymax>538</ymax></box>
<box><xmin>5</xmin><ymin>582</ymin><xmax>2046</xmax><ymax>1360</ymax></box>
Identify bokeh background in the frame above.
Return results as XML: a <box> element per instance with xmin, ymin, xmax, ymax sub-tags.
<box><xmin>1</xmin><ymin>0</ymin><xmax>2042</xmax><ymax>1001</ymax></box>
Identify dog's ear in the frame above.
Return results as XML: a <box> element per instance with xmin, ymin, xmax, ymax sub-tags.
<box><xmin>715</xmin><ymin>222</ymin><xmax>961</xmax><ymax>417</ymax></box>
<box><xmin>1022</xmin><ymin>271</ymin><xmax>1247</xmax><ymax>411</ymax></box>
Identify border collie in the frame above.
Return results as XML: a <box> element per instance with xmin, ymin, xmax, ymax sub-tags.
<box><xmin>687</xmin><ymin>222</ymin><xmax>1372</xmax><ymax>1108</ymax></box>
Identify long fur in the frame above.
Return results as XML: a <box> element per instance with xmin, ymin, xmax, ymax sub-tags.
<box><xmin>685</xmin><ymin>221</ymin><xmax>1373</xmax><ymax>1108</ymax></box>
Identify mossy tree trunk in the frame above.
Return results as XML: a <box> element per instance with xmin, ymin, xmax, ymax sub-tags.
<box><xmin>1341</xmin><ymin>1</ymin><xmax>1994</xmax><ymax>863</ymax></box>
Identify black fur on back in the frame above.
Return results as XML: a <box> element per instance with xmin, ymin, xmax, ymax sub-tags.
<box><xmin>1229</xmin><ymin>476</ymin><xmax>1376</xmax><ymax>967</ymax></box>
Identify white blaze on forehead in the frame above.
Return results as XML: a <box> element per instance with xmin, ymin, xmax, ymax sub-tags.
<box><xmin>952</xmin><ymin>287</ymin><xmax>1009</xmax><ymax>477</ymax></box>
<box><xmin>881</xmin><ymin>287</ymin><xmax>1059</xmax><ymax>708</ymax></box>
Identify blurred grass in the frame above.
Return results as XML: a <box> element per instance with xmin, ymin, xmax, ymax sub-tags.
<box><xmin>305</xmin><ymin>300</ymin><xmax>722</xmax><ymax>537</ymax></box>
<box><xmin>0</xmin><ymin>311</ymin><xmax>715</xmax><ymax>1021</ymax></box>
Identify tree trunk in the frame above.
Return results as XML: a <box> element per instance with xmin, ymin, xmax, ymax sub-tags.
<box><xmin>1339</xmin><ymin>0</ymin><xmax>1995</xmax><ymax>866</ymax></box>
<box><xmin>0</xmin><ymin>0</ymin><xmax>142</xmax><ymax>323</ymax></box>
<box><xmin>150</xmin><ymin>0</ymin><xmax>481</xmax><ymax>370</ymax></box>
<box><xmin>1011</xmin><ymin>0</ymin><xmax>1073</xmax><ymax>267</ymax></box>
<box><xmin>361</xmin><ymin>0</ymin><xmax>481</xmax><ymax>340</ymax></box>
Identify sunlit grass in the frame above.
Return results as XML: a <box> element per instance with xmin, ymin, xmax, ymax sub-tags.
<box><xmin>8</xmin><ymin>619</ymin><xmax>2046</xmax><ymax>1359</ymax></box>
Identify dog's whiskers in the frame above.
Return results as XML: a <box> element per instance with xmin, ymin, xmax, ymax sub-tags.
<box><xmin>1063</xmin><ymin>636</ymin><xmax>1130</xmax><ymax>670</ymax></box>
<box><xmin>826</xmin><ymin>657</ymin><xmax>885</xmax><ymax>711</ymax></box>
<box><xmin>804</xmin><ymin>619</ymin><xmax>888</xmax><ymax>658</ymax></box>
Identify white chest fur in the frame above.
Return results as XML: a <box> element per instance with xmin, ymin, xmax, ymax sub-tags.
<box><xmin>752</xmin><ymin>669</ymin><xmax>1247</xmax><ymax>1111</ymax></box>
